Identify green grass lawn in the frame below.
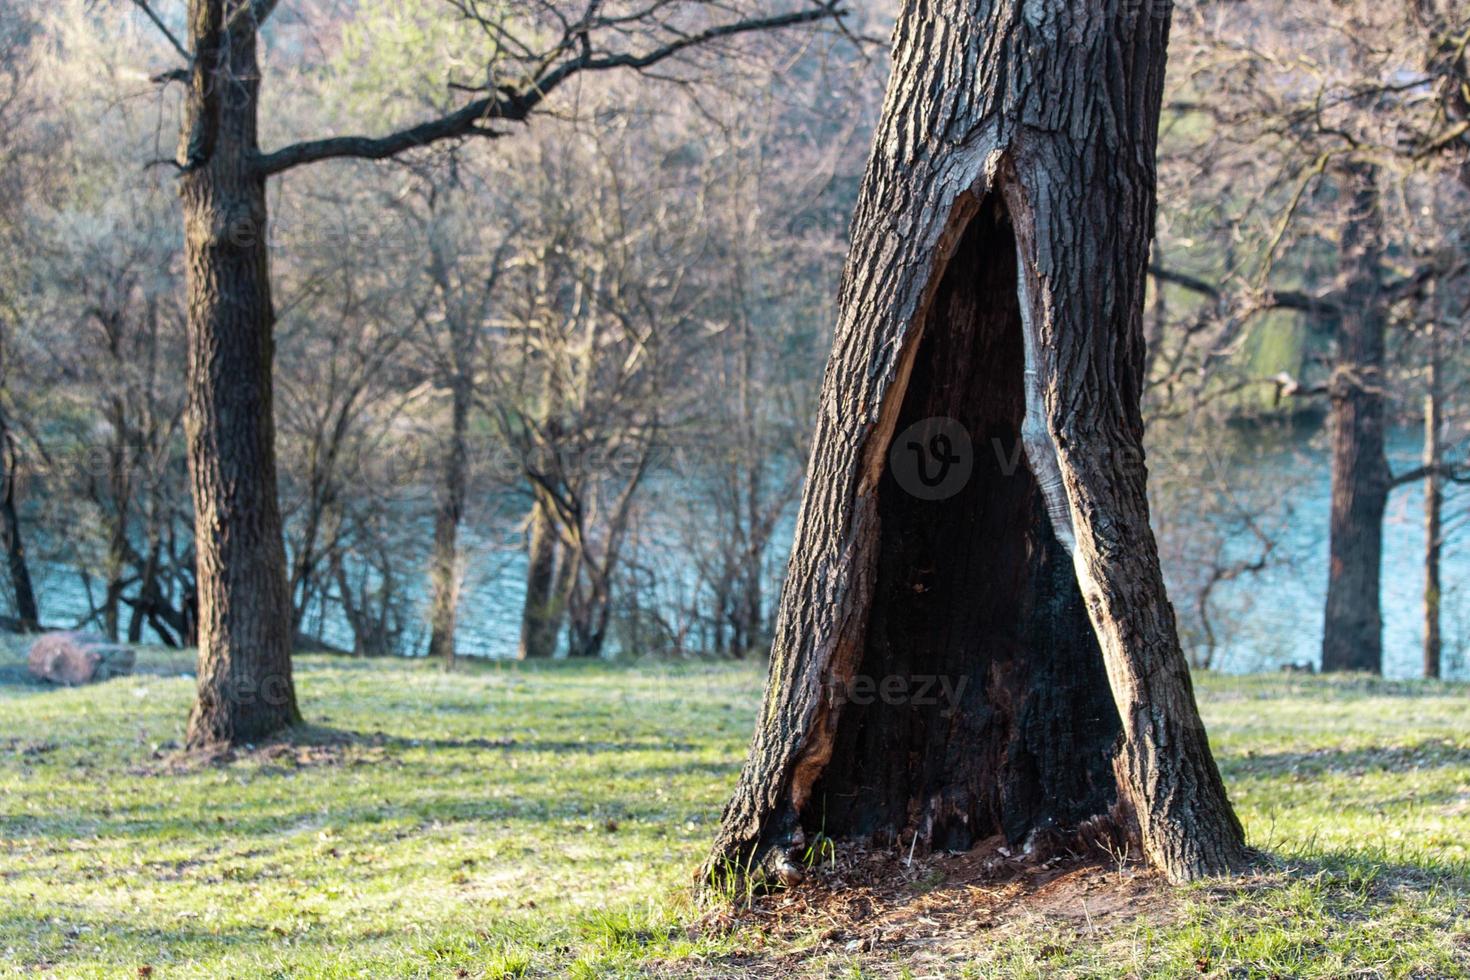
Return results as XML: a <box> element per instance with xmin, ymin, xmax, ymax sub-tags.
<box><xmin>1</xmin><ymin>641</ymin><xmax>1467</xmax><ymax>978</ymax></box>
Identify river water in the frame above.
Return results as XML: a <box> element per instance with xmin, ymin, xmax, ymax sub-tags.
<box><xmin>18</xmin><ymin>427</ymin><xmax>1468</xmax><ymax>679</ymax></box>
<box><xmin>1187</xmin><ymin>426</ymin><xmax>1469</xmax><ymax>679</ymax></box>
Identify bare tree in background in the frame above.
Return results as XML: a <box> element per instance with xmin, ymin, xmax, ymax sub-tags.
<box><xmin>488</xmin><ymin>120</ymin><xmax>713</xmax><ymax>659</ymax></box>
<box><xmin>676</xmin><ymin>75</ymin><xmax>862</xmax><ymax>658</ymax></box>
<box><xmin>53</xmin><ymin>202</ymin><xmax>186</xmax><ymax>643</ymax></box>
<box><xmin>354</xmin><ymin>165</ymin><xmax>520</xmax><ymax>667</ymax></box>
<box><xmin>2</xmin><ymin>10</ymin><xmax>201</xmax><ymax>644</ymax></box>
<box><xmin>0</xmin><ymin>6</ymin><xmax>44</xmax><ymax>630</ymax></box>
<box><xmin>1160</xmin><ymin>0</ymin><xmax>1470</xmax><ymax>674</ymax></box>
<box><xmin>122</xmin><ymin>0</ymin><xmax>844</xmax><ymax>744</ymax></box>
<box><xmin>273</xmin><ymin>180</ymin><xmax>421</xmax><ymax>650</ymax></box>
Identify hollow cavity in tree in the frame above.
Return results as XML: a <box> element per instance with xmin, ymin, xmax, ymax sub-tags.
<box><xmin>793</xmin><ymin>193</ymin><xmax>1122</xmax><ymax>856</ymax></box>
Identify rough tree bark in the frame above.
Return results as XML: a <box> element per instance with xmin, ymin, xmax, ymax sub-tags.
<box><xmin>705</xmin><ymin>0</ymin><xmax>1247</xmax><ymax>889</ymax></box>
<box><xmin>1422</xmin><ymin>317</ymin><xmax>1442</xmax><ymax>680</ymax></box>
<box><xmin>1321</xmin><ymin>163</ymin><xmax>1390</xmax><ymax>675</ymax></box>
<box><xmin>102</xmin><ymin>358</ymin><xmax>132</xmax><ymax>643</ymax></box>
<box><xmin>180</xmin><ymin>0</ymin><xmax>300</xmax><ymax>747</ymax></box>
<box><xmin>427</xmin><ymin>375</ymin><xmax>470</xmax><ymax>666</ymax></box>
<box><xmin>518</xmin><ymin>494</ymin><xmax>562</xmax><ymax>659</ymax></box>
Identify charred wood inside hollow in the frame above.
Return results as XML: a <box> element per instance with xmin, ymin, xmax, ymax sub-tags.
<box><xmin>803</xmin><ymin>196</ymin><xmax>1123</xmax><ymax>857</ymax></box>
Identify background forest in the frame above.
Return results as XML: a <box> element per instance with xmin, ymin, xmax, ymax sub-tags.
<box><xmin>1</xmin><ymin>0</ymin><xmax>1467</xmax><ymax>679</ymax></box>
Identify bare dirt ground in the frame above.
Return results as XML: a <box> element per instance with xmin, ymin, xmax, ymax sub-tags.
<box><xmin>674</xmin><ymin>837</ymin><xmax>1175</xmax><ymax>977</ymax></box>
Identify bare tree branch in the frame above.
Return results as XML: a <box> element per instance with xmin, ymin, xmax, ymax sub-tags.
<box><xmin>1149</xmin><ymin>264</ymin><xmax>1343</xmax><ymax>316</ymax></box>
<box><xmin>129</xmin><ymin>0</ymin><xmax>191</xmax><ymax>63</ymax></box>
<box><xmin>1391</xmin><ymin>461</ymin><xmax>1470</xmax><ymax>487</ymax></box>
<box><xmin>1148</xmin><ymin>264</ymin><xmax>1222</xmax><ymax>301</ymax></box>
<box><xmin>254</xmin><ymin>1</ymin><xmax>844</xmax><ymax>177</ymax></box>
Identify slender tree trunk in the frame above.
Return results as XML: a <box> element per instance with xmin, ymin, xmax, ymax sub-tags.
<box><xmin>1321</xmin><ymin>164</ymin><xmax>1390</xmax><ymax>675</ymax></box>
<box><xmin>705</xmin><ymin>0</ymin><xmax>1246</xmax><ymax>890</ymax></box>
<box><xmin>181</xmin><ymin>1</ymin><xmax>299</xmax><ymax>748</ymax></box>
<box><xmin>102</xmin><ymin>396</ymin><xmax>131</xmax><ymax>643</ymax></box>
<box><xmin>129</xmin><ymin>545</ymin><xmax>159</xmax><ymax>645</ymax></box>
<box><xmin>1423</xmin><ymin>319</ymin><xmax>1442</xmax><ymax>680</ymax></box>
<box><xmin>517</xmin><ymin>356</ymin><xmax>564</xmax><ymax>660</ymax></box>
<box><xmin>427</xmin><ymin>378</ymin><xmax>469</xmax><ymax>666</ymax></box>
<box><xmin>734</xmin><ymin>565</ymin><xmax>760</xmax><ymax>659</ymax></box>
<box><xmin>0</xmin><ymin>408</ymin><xmax>39</xmax><ymax>630</ymax></box>
<box><xmin>734</xmin><ymin>264</ymin><xmax>763</xmax><ymax>659</ymax></box>
<box><xmin>565</xmin><ymin>560</ymin><xmax>610</xmax><ymax>659</ymax></box>
<box><xmin>552</xmin><ymin>532</ymin><xmax>578</xmax><ymax>647</ymax></box>
<box><xmin>517</xmin><ymin>494</ymin><xmax>560</xmax><ymax>659</ymax></box>
<box><xmin>288</xmin><ymin>471</ymin><xmax>329</xmax><ymax>634</ymax></box>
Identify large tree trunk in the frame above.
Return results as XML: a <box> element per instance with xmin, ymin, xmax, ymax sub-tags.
<box><xmin>1321</xmin><ymin>164</ymin><xmax>1389</xmax><ymax>675</ymax></box>
<box><xmin>427</xmin><ymin>379</ymin><xmax>469</xmax><ymax>666</ymax></box>
<box><xmin>517</xmin><ymin>494</ymin><xmax>561</xmax><ymax>659</ymax></box>
<box><xmin>181</xmin><ymin>1</ymin><xmax>299</xmax><ymax>748</ymax></box>
<box><xmin>705</xmin><ymin>0</ymin><xmax>1246</xmax><ymax>890</ymax></box>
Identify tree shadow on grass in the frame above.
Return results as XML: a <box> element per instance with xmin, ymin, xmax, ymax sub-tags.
<box><xmin>0</xmin><ymin>903</ymin><xmax>349</xmax><ymax>974</ymax></box>
<box><xmin>145</xmin><ymin>724</ymin><xmax>700</xmax><ymax>774</ymax></box>
<box><xmin>372</xmin><ymin>731</ymin><xmax>699</xmax><ymax>755</ymax></box>
<box><xmin>1279</xmin><ymin>850</ymin><xmax>1470</xmax><ymax>889</ymax></box>
<box><xmin>1221</xmin><ymin>738</ymin><xmax>1470</xmax><ymax>779</ymax></box>
<box><xmin>4</xmin><ymin>720</ymin><xmax>715</xmax><ymax>844</ymax></box>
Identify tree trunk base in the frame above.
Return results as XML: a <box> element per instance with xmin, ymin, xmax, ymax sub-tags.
<box><xmin>704</xmin><ymin>191</ymin><xmax>1248</xmax><ymax>896</ymax></box>
<box><xmin>185</xmin><ymin>699</ymin><xmax>301</xmax><ymax>750</ymax></box>
<box><xmin>704</xmin><ymin>0</ymin><xmax>1248</xmax><ymax>893</ymax></box>
<box><xmin>706</xmin><ymin>200</ymin><xmax>1130</xmax><ymax>892</ymax></box>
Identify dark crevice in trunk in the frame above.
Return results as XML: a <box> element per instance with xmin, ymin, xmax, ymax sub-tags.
<box><xmin>803</xmin><ymin>196</ymin><xmax>1122</xmax><ymax>856</ymax></box>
